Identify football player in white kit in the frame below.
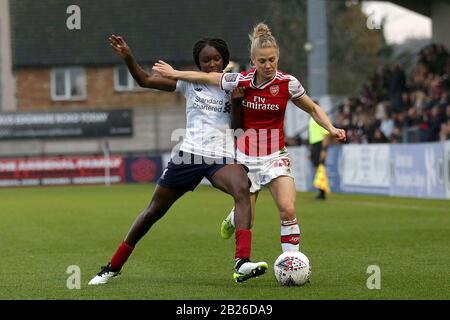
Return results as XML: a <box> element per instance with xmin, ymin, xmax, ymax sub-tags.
<box><xmin>88</xmin><ymin>35</ymin><xmax>268</xmax><ymax>285</ymax></box>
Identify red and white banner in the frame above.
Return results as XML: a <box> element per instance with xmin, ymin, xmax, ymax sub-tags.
<box><xmin>0</xmin><ymin>156</ymin><xmax>125</xmax><ymax>187</ymax></box>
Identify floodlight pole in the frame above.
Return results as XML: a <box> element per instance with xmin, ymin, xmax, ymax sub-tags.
<box><xmin>103</xmin><ymin>140</ymin><xmax>111</xmax><ymax>186</ymax></box>
<box><xmin>306</xmin><ymin>0</ymin><xmax>329</xmax><ymax>98</ymax></box>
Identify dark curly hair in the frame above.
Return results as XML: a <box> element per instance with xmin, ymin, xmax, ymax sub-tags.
<box><xmin>193</xmin><ymin>38</ymin><xmax>230</xmax><ymax>71</ymax></box>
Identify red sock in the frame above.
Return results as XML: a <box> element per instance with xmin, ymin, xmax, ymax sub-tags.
<box><xmin>110</xmin><ymin>240</ymin><xmax>135</xmax><ymax>270</ymax></box>
<box><xmin>235</xmin><ymin>229</ymin><xmax>252</xmax><ymax>260</ymax></box>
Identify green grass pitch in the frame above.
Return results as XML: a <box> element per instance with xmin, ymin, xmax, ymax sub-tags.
<box><xmin>0</xmin><ymin>184</ymin><xmax>449</xmax><ymax>300</ymax></box>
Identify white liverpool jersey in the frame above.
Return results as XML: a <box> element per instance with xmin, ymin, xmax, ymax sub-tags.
<box><xmin>175</xmin><ymin>80</ymin><xmax>234</xmax><ymax>158</ymax></box>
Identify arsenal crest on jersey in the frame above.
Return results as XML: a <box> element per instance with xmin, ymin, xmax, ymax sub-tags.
<box><xmin>270</xmin><ymin>85</ymin><xmax>279</xmax><ymax>96</ymax></box>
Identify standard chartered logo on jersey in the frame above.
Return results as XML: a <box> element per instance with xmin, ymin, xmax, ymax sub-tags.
<box><xmin>193</xmin><ymin>96</ymin><xmax>231</xmax><ymax>113</ymax></box>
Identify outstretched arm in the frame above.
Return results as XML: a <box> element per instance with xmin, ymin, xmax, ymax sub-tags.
<box><xmin>109</xmin><ymin>35</ymin><xmax>176</xmax><ymax>91</ymax></box>
<box><xmin>152</xmin><ymin>60</ymin><xmax>222</xmax><ymax>86</ymax></box>
<box><xmin>230</xmin><ymin>87</ymin><xmax>245</xmax><ymax>130</ymax></box>
<box><xmin>293</xmin><ymin>94</ymin><xmax>346</xmax><ymax>142</ymax></box>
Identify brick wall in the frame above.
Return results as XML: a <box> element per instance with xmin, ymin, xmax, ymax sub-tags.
<box><xmin>15</xmin><ymin>66</ymin><xmax>183</xmax><ymax>110</ymax></box>
<box><xmin>3</xmin><ymin>66</ymin><xmax>189</xmax><ymax>157</ymax></box>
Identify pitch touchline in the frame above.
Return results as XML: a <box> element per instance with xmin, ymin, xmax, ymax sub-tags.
<box><xmin>328</xmin><ymin>200</ymin><xmax>449</xmax><ymax>213</ymax></box>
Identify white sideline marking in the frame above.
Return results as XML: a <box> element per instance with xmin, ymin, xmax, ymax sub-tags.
<box><xmin>329</xmin><ymin>200</ymin><xmax>449</xmax><ymax>213</ymax></box>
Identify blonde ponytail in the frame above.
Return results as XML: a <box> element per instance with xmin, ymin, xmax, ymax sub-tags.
<box><xmin>249</xmin><ymin>23</ymin><xmax>279</xmax><ymax>57</ymax></box>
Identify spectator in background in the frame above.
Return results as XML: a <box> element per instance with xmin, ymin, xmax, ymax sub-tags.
<box><xmin>440</xmin><ymin>104</ymin><xmax>450</xmax><ymax>141</ymax></box>
<box><xmin>440</xmin><ymin>119</ymin><xmax>450</xmax><ymax>141</ymax></box>
<box><xmin>389</xmin><ymin>64</ymin><xmax>406</xmax><ymax>112</ymax></box>
<box><xmin>438</xmin><ymin>89</ymin><xmax>450</xmax><ymax>108</ymax></box>
<box><xmin>390</xmin><ymin>126</ymin><xmax>402</xmax><ymax>143</ymax></box>
<box><xmin>427</xmin><ymin>105</ymin><xmax>445</xmax><ymax>141</ymax></box>
<box><xmin>379</xmin><ymin>107</ymin><xmax>394</xmax><ymax>139</ymax></box>
<box><xmin>337</xmin><ymin>43</ymin><xmax>450</xmax><ymax>144</ymax></box>
<box><xmin>371</xmin><ymin>127</ymin><xmax>389</xmax><ymax>143</ymax></box>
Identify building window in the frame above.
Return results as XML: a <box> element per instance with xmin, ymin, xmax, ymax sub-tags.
<box><xmin>114</xmin><ymin>65</ymin><xmax>147</xmax><ymax>91</ymax></box>
<box><xmin>51</xmin><ymin>67</ymin><xmax>86</xmax><ymax>101</ymax></box>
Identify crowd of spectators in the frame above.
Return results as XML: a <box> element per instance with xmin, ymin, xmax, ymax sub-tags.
<box><xmin>335</xmin><ymin>43</ymin><xmax>450</xmax><ymax>143</ymax></box>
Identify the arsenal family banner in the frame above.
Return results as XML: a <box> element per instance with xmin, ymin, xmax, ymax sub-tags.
<box><xmin>0</xmin><ymin>109</ymin><xmax>133</xmax><ymax>139</ymax></box>
<box><xmin>0</xmin><ymin>155</ymin><xmax>163</xmax><ymax>187</ymax></box>
<box><xmin>0</xmin><ymin>156</ymin><xmax>125</xmax><ymax>187</ymax></box>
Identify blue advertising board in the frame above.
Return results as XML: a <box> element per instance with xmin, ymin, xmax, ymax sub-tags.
<box><xmin>325</xmin><ymin>145</ymin><xmax>342</xmax><ymax>193</ymax></box>
<box><xmin>390</xmin><ymin>142</ymin><xmax>445</xmax><ymax>199</ymax></box>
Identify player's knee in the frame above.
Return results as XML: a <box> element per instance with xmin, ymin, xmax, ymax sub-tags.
<box><xmin>279</xmin><ymin>206</ymin><xmax>296</xmax><ymax>220</ymax></box>
<box><xmin>231</xmin><ymin>179</ymin><xmax>250</xmax><ymax>201</ymax></box>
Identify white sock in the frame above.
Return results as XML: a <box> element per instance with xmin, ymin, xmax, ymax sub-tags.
<box><xmin>280</xmin><ymin>218</ymin><xmax>300</xmax><ymax>252</ymax></box>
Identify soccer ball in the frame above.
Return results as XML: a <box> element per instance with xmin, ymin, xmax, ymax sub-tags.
<box><xmin>273</xmin><ymin>251</ymin><xmax>312</xmax><ymax>286</ymax></box>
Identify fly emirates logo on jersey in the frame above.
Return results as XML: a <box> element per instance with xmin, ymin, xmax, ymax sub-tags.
<box><xmin>242</xmin><ymin>96</ymin><xmax>280</xmax><ymax>111</ymax></box>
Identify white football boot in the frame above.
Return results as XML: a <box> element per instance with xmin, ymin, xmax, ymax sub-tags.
<box><xmin>88</xmin><ymin>263</ymin><xmax>121</xmax><ymax>285</ymax></box>
<box><xmin>233</xmin><ymin>259</ymin><xmax>268</xmax><ymax>283</ymax></box>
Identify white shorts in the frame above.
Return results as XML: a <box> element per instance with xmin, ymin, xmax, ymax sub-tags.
<box><xmin>237</xmin><ymin>147</ymin><xmax>294</xmax><ymax>193</ymax></box>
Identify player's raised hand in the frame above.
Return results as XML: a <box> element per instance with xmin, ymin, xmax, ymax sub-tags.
<box><xmin>109</xmin><ymin>35</ymin><xmax>132</xmax><ymax>59</ymax></box>
<box><xmin>152</xmin><ymin>60</ymin><xmax>177</xmax><ymax>79</ymax></box>
<box><xmin>331</xmin><ymin>128</ymin><xmax>346</xmax><ymax>142</ymax></box>
<box><xmin>231</xmin><ymin>87</ymin><xmax>245</xmax><ymax>100</ymax></box>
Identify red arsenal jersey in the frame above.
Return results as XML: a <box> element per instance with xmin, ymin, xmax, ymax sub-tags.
<box><xmin>221</xmin><ymin>69</ymin><xmax>306</xmax><ymax>156</ymax></box>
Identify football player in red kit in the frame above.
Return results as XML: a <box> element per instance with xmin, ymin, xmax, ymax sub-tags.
<box><xmin>153</xmin><ymin>23</ymin><xmax>346</xmax><ymax>253</ymax></box>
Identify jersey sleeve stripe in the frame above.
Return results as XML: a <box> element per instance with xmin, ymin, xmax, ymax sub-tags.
<box><xmin>291</xmin><ymin>89</ymin><xmax>306</xmax><ymax>100</ymax></box>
